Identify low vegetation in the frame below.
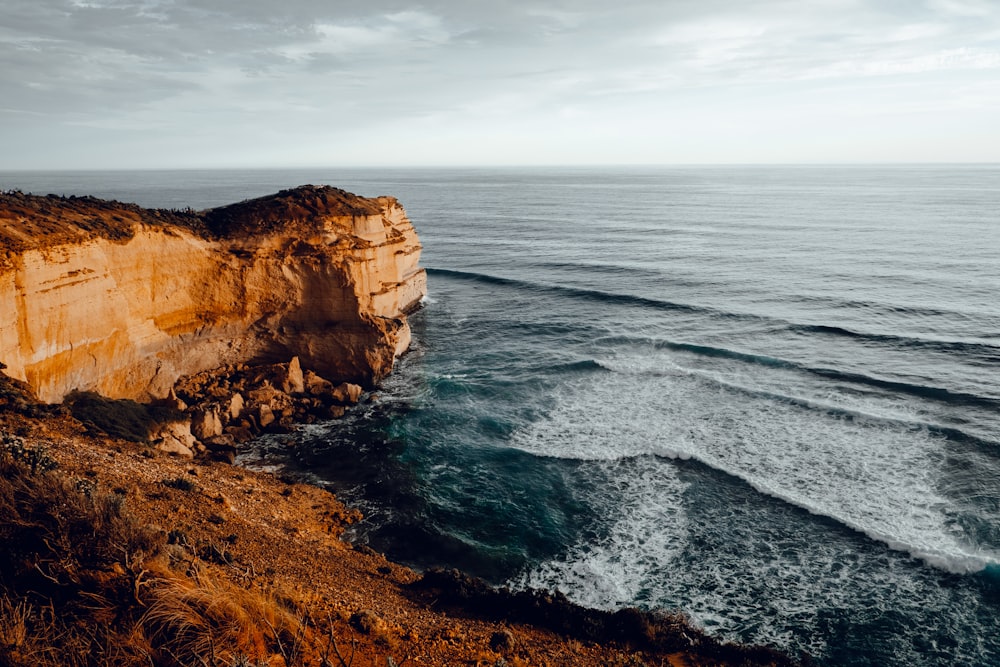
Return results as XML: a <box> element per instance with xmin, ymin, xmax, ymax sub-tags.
<box><xmin>65</xmin><ymin>391</ymin><xmax>180</xmax><ymax>443</ymax></box>
<box><xmin>0</xmin><ymin>434</ymin><xmax>363</xmax><ymax>667</ymax></box>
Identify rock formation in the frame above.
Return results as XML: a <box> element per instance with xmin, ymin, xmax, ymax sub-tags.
<box><xmin>0</xmin><ymin>186</ymin><xmax>426</xmax><ymax>404</ymax></box>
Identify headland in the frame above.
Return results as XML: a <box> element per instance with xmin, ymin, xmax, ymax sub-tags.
<box><xmin>0</xmin><ymin>186</ymin><xmax>797</xmax><ymax>666</ymax></box>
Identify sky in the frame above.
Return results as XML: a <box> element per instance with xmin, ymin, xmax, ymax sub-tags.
<box><xmin>1</xmin><ymin>0</ymin><xmax>998</xmax><ymax>168</ymax></box>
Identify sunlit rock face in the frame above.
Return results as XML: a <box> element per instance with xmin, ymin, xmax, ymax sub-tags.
<box><xmin>0</xmin><ymin>186</ymin><xmax>426</xmax><ymax>403</ymax></box>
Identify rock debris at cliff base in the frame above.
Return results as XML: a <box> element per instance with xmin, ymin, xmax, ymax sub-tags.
<box><xmin>62</xmin><ymin>356</ymin><xmax>368</xmax><ymax>461</ymax></box>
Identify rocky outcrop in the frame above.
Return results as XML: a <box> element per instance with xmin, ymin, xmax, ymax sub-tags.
<box><xmin>170</xmin><ymin>357</ymin><xmax>368</xmax><ymax>459</ymax></box>
<box><xmin>0</xmin><ymin>186</ymin><xmax>426</xmax><ymax>403</ymax></box>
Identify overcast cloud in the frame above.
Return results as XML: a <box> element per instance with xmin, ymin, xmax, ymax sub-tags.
<box><xmin>1</xmin><ymin>0</ymin><xmax>998</xmax><ymax>168</ymax></box>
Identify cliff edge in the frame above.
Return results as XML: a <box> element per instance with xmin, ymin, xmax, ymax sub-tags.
<box><xmin>0</xmin><ymin>186</ymin><xmax>426</xmax><ymax>403</ymax></box>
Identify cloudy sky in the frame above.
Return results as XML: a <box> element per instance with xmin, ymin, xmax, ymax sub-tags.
<box><xmin>2</xmin><ymin>0</ymin><xmax>998</xmax><ymax>168</ymax></box>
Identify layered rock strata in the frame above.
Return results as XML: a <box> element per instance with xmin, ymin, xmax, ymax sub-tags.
<box><xmin>0</xmin><ymin>186</ymin><xmax>426</xmax><ymax>404</ymax></box>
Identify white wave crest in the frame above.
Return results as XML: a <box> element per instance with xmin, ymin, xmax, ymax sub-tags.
<box><xmin>508</xmin><ymin>347</ymin><xmax>1000</xmax><ymax>575</ymax></box>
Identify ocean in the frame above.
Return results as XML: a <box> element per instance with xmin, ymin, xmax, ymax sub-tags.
<box><xmin>3</xmin><ymin>166</ymin><xmax>998</xmax><ymax>666</ymax></box>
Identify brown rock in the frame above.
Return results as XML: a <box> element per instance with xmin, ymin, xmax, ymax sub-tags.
<box><xmin>303</xmin><ymin>371</ymin><xmax>333</xmax><ymax>394</ymax></box>
<box><xmin>258</xmin><ymin>404</ymin><xmax>275</xmax><ymax>429</ymax></box>
<box><xmin>349</xmin><ymin>610</ymin><xmax>385</xmax><ymax>636</ymax></box>
<box><xmin>152</xmin><ymin>388</ymin><xmax>188</xmax><ymax>412</ymax></box>
<box><xmin>207</xmin><ymin>385</ymin><xmax>231</xmax><ymax>400</ymax></box>
<box><xmin>191</xmin><ymin>407</ymin><xmax>223</xmax><ymax>441</ymax></box>
<box><xmin>212</xmin><ymin>449</ymin><xmax>237</xmax><ymax>465</ymax></box>
<box><xmin>268</xmin><ymin>391</ymin><xmax>294</xmax><ymax>412</ymax></box>
<box><xmin>149</xmin><ymin>420</ymin><xmax>197</xmax><ymax>459</ymax></box>
<box><xmin>203</xmin><ymin>434</ymin><xmax>236</xmax><ymax>450</ymax></box>
<box><xmin>248</xmin><ymin>383</ymin><xmax>279</xmax><ymax>406</ymax></box>
<box><xmin>490</xmin><ymin>630</ymin><xmax>516</xmax><ymax>653</ymax></box>
<box><xmin>304</xmin><ymin>370</ymin><xmax>334</xmax><ymax>396</ymax></box>
<box><xmin>284</xmin><ymin>356</ymin><xmax>305</xmax><ymax>394</ymax></box>
<box><xmin>227</xmin><ymin>392</ymin><xmax>244</xmax><ymax>421</ymax></box>
<box><xmin>331</xmin><ymin>382</ymin><xmax>364</xmax><ymax>405</ymax></box>
<box><xmin>224</xmin><ymin>425</ymin><xmax>254</xmax><ymax>443</ymax></box>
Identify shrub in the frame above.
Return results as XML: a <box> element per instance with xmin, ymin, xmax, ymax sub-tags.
<box><xmin>162</xmin><ymin>476</ymin><xmax>198</xmax><ymax>492</ymax></box>
<box><xmin>65</xmin><ymin>391</ymin><xmax>181</xmax><ymax>443</ymax></box>
<box><xmin>0</xmin><ymin>432</ymin><xmax>58</xmax><ymax>473</ymax></box>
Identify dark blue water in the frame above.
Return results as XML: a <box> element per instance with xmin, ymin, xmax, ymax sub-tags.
<box><xmin>4</xmin><ymin>166</ymin><xmax>1000</xmax><ymax>666</ymax></box>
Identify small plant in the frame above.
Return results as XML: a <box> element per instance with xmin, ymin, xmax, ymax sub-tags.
<box><xmin>162</xmin><ymin>476</ymin><xmax>198</xmax><ymax>492</ymax></box>
<box><xmin>198</xmin><ymin>540</ymin><xmax>235</xmax><ymax>566</ymax></box>
<box><xmin>0</xmin><ymin>595</ymin><xmax>30</xmax><ymax>649</ymax></box>
<box><xmin>74</xmin><ymin>478</ymin><xmax>97</xmax><ymax>498</ymax></box>
<box><xmin>1</xmin><ymin>432</ymin><xmax>58</xmax><ymax>474</ymax></box>
<box><xmin>167</xmin><ymin>529</ymin><xmax>190</xmax><ymax>547</ymax></box>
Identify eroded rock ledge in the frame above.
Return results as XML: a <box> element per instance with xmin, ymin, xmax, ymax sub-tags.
<box><xmin>0</xmin><ymin>185</ymin><xmax>426</xmax><ymax>404</ymax></box>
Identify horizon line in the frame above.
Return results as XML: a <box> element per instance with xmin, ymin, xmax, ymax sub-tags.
<box><xmin>2</xmin><ymin>161</ymin><xmax>999</xmax><ymax>173</ymax></box>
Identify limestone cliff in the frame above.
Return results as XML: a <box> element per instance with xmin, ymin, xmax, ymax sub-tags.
<box><xmin>0</xmin><ymin>186</ymin><xmax>426</xmax><ymax>403</ymax></box>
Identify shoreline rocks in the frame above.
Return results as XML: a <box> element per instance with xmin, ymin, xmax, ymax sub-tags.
<box><xmin>161</xmin><ymin>356</ymin><xmax>366</xmax><ymax>460</ymax></box>
<box><xmin>50</xmin><ymin>354</ymin><xmax>368</xmax><ymax>461</ymax></box>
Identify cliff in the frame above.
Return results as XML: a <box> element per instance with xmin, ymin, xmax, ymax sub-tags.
<box><xmin>0</xmin><ymin>186</ymin><xmax>426</xmax><ymax>403</ymax></box>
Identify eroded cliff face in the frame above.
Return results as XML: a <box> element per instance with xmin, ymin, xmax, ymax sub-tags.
<box><xmin>0</xmin><ymin>186</ymin><xmax>426</xmax><ymax>403</ymax></box>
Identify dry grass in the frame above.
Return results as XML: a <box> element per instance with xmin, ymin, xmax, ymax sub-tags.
<box><xmin>0</xmin><ymin>435</ymin><xmax>324</xmax><ymax>667</ymax></box>
<box><xmin>141</xmin><ymin>572</ymin><xmax>309</xmax><ymax>666</ymax></box>
<box><xmin>0</xmin><ymin>596</ymin><xmax>30</xmax><ymax>650</ymax></box>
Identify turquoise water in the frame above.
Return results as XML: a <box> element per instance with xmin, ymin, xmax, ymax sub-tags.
<box><xmin>4</xmin><ymin>166</ymin><xmax>999</xmax><ymax>666</ymax></box>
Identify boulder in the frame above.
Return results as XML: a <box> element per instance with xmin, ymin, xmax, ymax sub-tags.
<box><xmin>490</xmin><ymin>630</ymin><xmax>516</xmax><ymax>653</ymax></box>
<box><xmin>258</xmin><ymin>404</ymin><xmax>275</xmax><ymax>429</ymax></box>
<box><xmin>284</xmin><ymin>356</ymin><xmax>305</xmax><ymax>395</ymax></box>
<box><xmin>191</xmin><ymin>407</ymin><xmax>223</xmax><ymax>440</ymax></box>
<box><xmin>203</xmin><ymin>433</ymin><xmax>236</xmax><ymax>450</ymax></box>
<box><xmin>149</xmin><ymin>420</ymin><xmax>197</xmax><ymax>458</ymax></box>
<box><xmin>224</xmin><ymin>425</ymin><xmax>255</xmax><ymax>443</ymax></box>
<box><xmin>349</xmin><ymin>610</ymin><xmax>386</xmax><ymax>636</ymax></box>
<box><xmin>304</xmin><ymin>370</ymin><xmax>335</xmax><ymax>396</ymax></box>
<box><xmin>248</xmin><ymin>383</ymin><xmax>279</xmax><ymax>406</ymax></box>
<box><xmin>331</xmin><ymin>382</ymin><xmax>364</xmax><ymax>405</ymax></box>
<box><xmin>268</xmin><ymin>390</ymin><xmax>294</xmax><ymax>412</ymax></box>
<box><xmin>227</xmin><ymin>392</ymin><xmax>244</xmax><ymax>421</ymax></box>
<box><xmin>203</xmin><ymin>434</ymin><xmax>238</xmax><ymax>464</ymax></box>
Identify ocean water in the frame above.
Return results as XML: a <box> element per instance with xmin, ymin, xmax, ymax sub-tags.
<box><xmin>3</xmin><ymin>166</ymin><xmax>999</xmax><ymax>666</ymax></box>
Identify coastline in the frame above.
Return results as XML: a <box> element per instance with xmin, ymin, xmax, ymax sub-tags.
<box><xmin>0</xmin><ymin>185</ymin><xmax>798</xmax><ymax>665</ymax></box>
<box><xmin>0</xmin><ymin>380</ymin><xmax>799</xmax><ymax>666</ymax></box>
